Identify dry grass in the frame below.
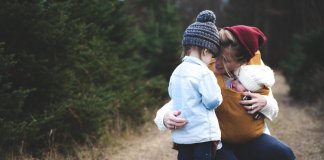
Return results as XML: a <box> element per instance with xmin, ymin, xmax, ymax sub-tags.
<box><xmin>106</xmin><ymin>122</ymin><xmax>177</xmax><ymax>160</ymax></box>
<box><xmin>12</xmin><ymin>71</ymin><xmax>324</xmax><ymax>160</ymax></box>
<box><xmin>106</xmin><ymin>71</ymin><xmax>324</xmax><ymax>160</ymax></box>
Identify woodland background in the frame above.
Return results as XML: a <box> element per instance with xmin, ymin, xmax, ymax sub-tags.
<box><xmin>0</xmin><ymin>0</ymin><xmax>323</xmax><ymax>158</ymax></box>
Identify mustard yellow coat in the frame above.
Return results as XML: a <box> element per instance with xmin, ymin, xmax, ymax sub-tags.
<box><xmin>209</xmin><ymin>51</ymin><xmax>268</xmax><ymax>144</ymax></box>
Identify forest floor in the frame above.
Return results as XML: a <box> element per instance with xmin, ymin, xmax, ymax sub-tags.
<box><xmin>104</xmin><ymin>71</ymin><xmax>324</xmax><ymax>160</ymax></box>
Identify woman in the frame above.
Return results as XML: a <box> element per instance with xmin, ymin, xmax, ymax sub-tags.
<box><xmin>154</xmin><ymin>25</ymin><xmax>295</xmax><ymax>160</ymax></box>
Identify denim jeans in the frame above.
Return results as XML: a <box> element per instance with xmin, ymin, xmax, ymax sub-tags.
<box><xmin>177</xmin><ymin>141</ymin><xmax>215</xmax><ymax>160</ymax></box>
<box><xmin>215</xmin><ymin>134</ymin><xmax>296</xmax><ymax>160</ymax></box>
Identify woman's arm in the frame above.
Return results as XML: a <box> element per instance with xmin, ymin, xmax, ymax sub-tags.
<box><xmin>259</xmin><ymin>88</ymin><xmax>279</xmax><ymax>121</ymax></box>
<box><xmin>258</xmin><ymin>60</ymin><xmax>279</xmax><ymax>121</ymax></box>
<box><xmin>240</xmin><ymin>88</ymin><xmax>278</xmax><ymax>121</ymax></box>
<box><xmin>154</xmin><ymin>100</ymin><xmax>187</xmax><ymax>131</ymax></box>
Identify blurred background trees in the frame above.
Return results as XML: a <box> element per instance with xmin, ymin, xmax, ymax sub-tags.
<box><xmin>174</xmin><ymin>0</ymin><xmax>324</xmax><ymax>102</ymax></box>
<box><xmin>0</xmin><ymin>0</ymin><xmax>323</xmax><ymax>157</ymax></box>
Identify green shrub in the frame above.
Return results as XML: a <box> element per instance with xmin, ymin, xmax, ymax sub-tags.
<box><xmin>280</xmin><ymin>27</ymin><xmax>324</xmax><ymax>102</ymax></box>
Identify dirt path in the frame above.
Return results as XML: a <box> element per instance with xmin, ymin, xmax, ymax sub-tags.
<box><xmin>268</xmin><ymin>72</ymin><xmax>324</xmax><ymax>160</ymax></box>
<box><xmin>107</xmin><ymin>72</ymin><xmax>324</xmax><ymax>160</ymax></box>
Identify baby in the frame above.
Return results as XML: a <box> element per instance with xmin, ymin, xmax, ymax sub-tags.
<box><xmin>231</xmin><ymin>64</ymin><xmax>275</xmax><ymax>119</ymax></box>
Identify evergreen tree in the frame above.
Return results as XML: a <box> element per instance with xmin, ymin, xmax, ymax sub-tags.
<box><xmin>0</xmin><ymin>0</ymin><xmax>167</xmax><ymax>156</ymax></box>
<box><xmin>127</xmin><ymin>0</ymin><xmax>182</xmax><ymax>79</ymax></box>
<box><xmin>280</xmin><ymin>28</ymin><xmax>324</xmax><ymax>102</ymax></box>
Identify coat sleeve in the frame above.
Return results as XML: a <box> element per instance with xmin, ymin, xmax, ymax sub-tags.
<box><xmin>259</xmin><ymin>59</ymin><xmax>279</xmax><ymax>121</ymax></box>
<box><xmin>260</xmin><ymin>87</ymin><xmax>279</xmax><ymax>121</ymax></box>
<box><xmin>154</xmin><ymin>100</ymin><xmax>173</xmax><ymax>131</ymax></box>
<box><xmin>198</xmin><ymin>71</ymin><xmax>223</xmax><ymax>110</ymax></box>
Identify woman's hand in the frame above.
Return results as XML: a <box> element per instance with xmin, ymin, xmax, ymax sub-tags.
<box><xmin>240</xmin><ymin>91</ymin><xmax>267</xmax><ymax>114</ymax></box>
<box><xmin>163</xmin><ymin>111</ymin><xmax>187</xmax><ymax>130</ymax></box>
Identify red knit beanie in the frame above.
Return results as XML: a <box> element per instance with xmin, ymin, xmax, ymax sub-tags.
<box><xmin>224</xmin><ymin>25</ymin><xmax>267</xmax><ymax>60</ymax></box>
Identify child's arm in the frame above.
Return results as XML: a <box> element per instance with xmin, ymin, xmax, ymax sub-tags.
<box><xmin>198</xmin><ymin>71</ymin><xmax>223</xmax><ymax>110</ymax></box>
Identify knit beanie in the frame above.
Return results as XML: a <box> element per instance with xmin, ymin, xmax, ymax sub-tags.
<box><xmin>234</xmin><ymin>65</ymin><xmax>275</xmax><ymax>92</ymax></box>
<box><xmin>182</xmin><ymin>10</ymin><xmax>220</xmax><ymax>57</ymax></box>
<box><xmin>224</xmin><ymin>25</ymin><xmax>267</xmax><ymax>61</ymax></box>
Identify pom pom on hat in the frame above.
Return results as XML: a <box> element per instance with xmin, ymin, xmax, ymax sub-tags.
<box><xmin>182</xmin><ymin>10</ymin><xmax>220</xmax><ymax>57</ymax></box>
<box><xmin>234</xmin><ymin>65</ymin><xmax>275</xmax><ymax>92</ymax></box>
<box><xmin>224</xmin><ymin>25</ymin><xmax>267</xmax><ymax>61</ymax></box>
<box><xmin>196</xmin><ymin>10</ymin><xmax>216</xmax><ymax>23</ymax></box>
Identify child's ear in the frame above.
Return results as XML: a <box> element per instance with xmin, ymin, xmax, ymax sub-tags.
<box><xmin>203</xmin><ymin>49</ymin><xmax>208</xmax><ymax>55</ymax></box>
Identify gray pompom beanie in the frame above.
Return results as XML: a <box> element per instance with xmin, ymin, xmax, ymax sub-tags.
<box><xmin>182</xmin><ymin>10</ymin><xmax>220</xmax><ymax>57</ymax></box>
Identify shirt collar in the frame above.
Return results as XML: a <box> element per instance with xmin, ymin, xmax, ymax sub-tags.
<box><xmin>183</xmin><ymin>56</ymin><xmax>206</xmax><ymax>66</ymax></box>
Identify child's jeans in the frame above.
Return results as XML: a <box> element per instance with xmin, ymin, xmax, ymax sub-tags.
<box><xmin>177</xmin><ymin>141</ymin><xmax>218</xmax><ymax>160</ymax></box>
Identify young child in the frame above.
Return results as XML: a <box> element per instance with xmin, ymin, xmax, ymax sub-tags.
<box><xmin>168</xmin><ymin>10</ymin><xmax>223</xmax><ymax>160</ymax></box>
